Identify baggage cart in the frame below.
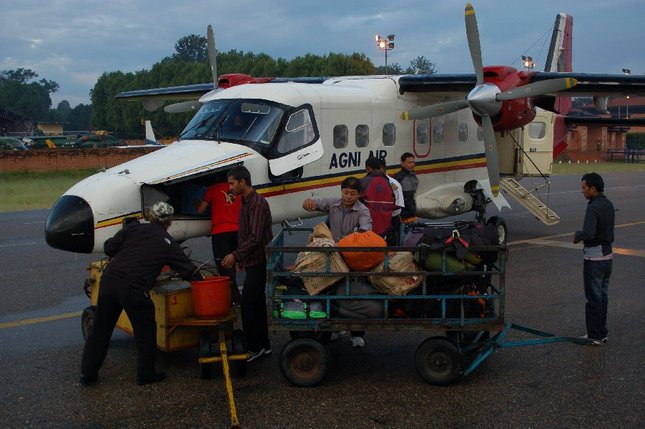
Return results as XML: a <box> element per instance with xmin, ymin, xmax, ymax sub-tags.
<box><xmin>267</xmin><ymin>225</ymin><xmax>585</xmax><ymax>387</ymax></box>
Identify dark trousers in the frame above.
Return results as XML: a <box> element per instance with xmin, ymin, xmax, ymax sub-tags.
<box><xmin>241</xmin><ymin>263</ymin><xmax>270</xmax><ymax>351</ymax></box>
<box><xmin>81</xmin><ymin>276</ymin><xmax>157</xmax><ymax>379</ymax></box>
<box><xmin>583</xmin><ymin>259</ymin><xmax>612</xmax><ymax>339</ymax></box>
<box><xmin>211</xmin><ymin>231</ymin><xmax>241</xmax><ymax>303</ymax></box>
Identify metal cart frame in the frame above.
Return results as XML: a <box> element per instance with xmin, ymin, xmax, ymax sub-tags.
<box><xmin>267</xmin><ymin>226</ymin><xmax>586</xmax><ymax>387</ymax></box>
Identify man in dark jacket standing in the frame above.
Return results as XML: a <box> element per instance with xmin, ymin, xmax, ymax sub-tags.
<box><xmin>393</xmin><ymin>152</ymin><xmax>418</xmax><ymax>223</ymax></box>
<box><xmin>222</xmin><ymin>166</ymin><xmax>273</xmax><ymax>361</ymax></box>
<box><xmin>80</xmin><ymin>202</ymin><xmax>202</xmax><ymax>385</ymax></box>
<box><xmin>573</xmin><ymin>173</ymin><xmax>614</xmax><ymax>345</ymax></box>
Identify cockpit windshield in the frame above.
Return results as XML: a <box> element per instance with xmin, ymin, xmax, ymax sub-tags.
<box><xmin>179</xmin><ymin>99</ymin><xmax>286</xmax><ymax>154</ymax></box>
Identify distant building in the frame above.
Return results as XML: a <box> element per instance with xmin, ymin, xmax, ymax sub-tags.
<box><xmin>563</xmin><ymin>96</ymin><xmax>645</xmax><ymax>161</ymax></box>
<box><xmin>38</xmin><ymin>122</ymin><xmax>64</xmax><ymax>135</ymax></box>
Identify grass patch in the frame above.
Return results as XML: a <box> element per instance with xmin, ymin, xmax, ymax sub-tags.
<box><xmin>552</xmin><ymin>162</ymin><xmax>645</xmax><ymax>175</ymax></box>
<box><xmin>0</xmin><ymin>169</ymin><xmax>96</xmax><ymax>212</ymax></box>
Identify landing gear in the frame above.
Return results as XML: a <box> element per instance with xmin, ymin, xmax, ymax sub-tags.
<box><xmin>486</xmin><ymin>216</ymin><xmax>507</xmax><ymax>245</ymax></box>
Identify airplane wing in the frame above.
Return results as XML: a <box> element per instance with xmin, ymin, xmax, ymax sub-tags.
<box><xmin>115</xmin><ymin>83</ymin><xmax>215</xmax><ymax>111</ymax></box>
<box><xmin>398</xmin><ymin>72</ymin><xmax>645</xmax><ymax>96</ymax></box>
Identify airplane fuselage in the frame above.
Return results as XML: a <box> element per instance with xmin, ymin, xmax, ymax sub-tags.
<box><xmin>46</xmin><ymin>76</ymin><xmax>500</xmax><ymax>253</ymax></box>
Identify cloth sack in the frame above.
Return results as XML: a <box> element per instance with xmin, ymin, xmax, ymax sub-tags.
<box><xmin>338</xmin><ymin>230</ymin><xmax>387</xmax><ymax>271</ymax></box>
<box><xmin>369</xmin><ymin>251</ymin><xmax>424</xmax><ymax>295</ymax></box>
<box><xmin>292</xmin><ymin>232</ymin><xmax>349</xmax><ymax>295</ymax></box>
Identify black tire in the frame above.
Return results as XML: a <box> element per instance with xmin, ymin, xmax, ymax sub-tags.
<box><xmin>230</xmin><ymin>329</ymin><xmax>247</xmax><ymax>378</ymax></box>
<box><xmin>415</xmin><ymin>337</ymin><xmax>461</xmax><ymax>386</ymax></box>
<box><xmin>81</xmin><ymin>306</ymin><xmax>96</xmax><ymax>341</ymax></box>
<box><xmin>280</xmin><ymin>338</ymin><xmax>330</xmax><ymax>387</ymax></box>
<box><xmin>486</xmin><ymin>216</ymin><xmax>508</xmax><ymax>245</ymax></box>
<box><xmin>198</xmin><ymin>332</ymin><xmax>214</xmax><ymax>380</ymax></box>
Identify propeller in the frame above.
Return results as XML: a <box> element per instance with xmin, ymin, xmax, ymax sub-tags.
<box><xmin>163</xmin><ymin>101</ymin><xmax>203</xmax><ymax>113</ymax></box>
<box><xmin>164</xmin><ymin>25</ymin><xmax>219</xmax><ymax>114</ymax></box>
<box><xmin>401</xmin><ymin>3</ymin><xmax>578</xmax><ymax>196</ymax></box>
<box><xmin>207</xmin><ymin>24</ymin><xmax>218</xmax><ymax>86</ymax></box>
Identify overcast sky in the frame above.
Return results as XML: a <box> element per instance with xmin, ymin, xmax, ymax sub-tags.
<box><xmin>2</xmin><ymin>0</ymin><xmax>644</xmax><ymax>107</ymax></box>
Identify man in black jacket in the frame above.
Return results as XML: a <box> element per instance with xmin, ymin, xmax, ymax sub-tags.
<box><xmin>573</xmin><ymin>173</ymin><xmax>614</xmax><ymax>345</ymax></box>
<box><xmin>393</xmin><ymin>152</ymin><xmax>418</xmax><ymax>223</ymax></box>
<box><xmin>80</xmin><ymin>202</ymin><xmax>202</xmax><ymax>385</ymax></box>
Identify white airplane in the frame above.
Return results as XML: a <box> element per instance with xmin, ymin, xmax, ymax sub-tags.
<box><xmin>45</xmin><ymin>4</ymin><xmax>645</xmax><ymax>254</ymax></box>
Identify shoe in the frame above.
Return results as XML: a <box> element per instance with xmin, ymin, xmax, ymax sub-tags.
<box><xmin>247</xmin><ymin>347</ymin><xmax>272</xmax><ymax>362</ymax></box>
<box><xmin>137</xmin><ymin>371</ymin><xmax>166</xmax><ymax>386</ymax></box>
<box><xmin>579</xmin><ymin>335</ymin><xmax>607</xmax><ymax>346</ymax></box>
<box><xmin>330</xmin><ymin>331</ymin><xmax>347</xmax><ymax>341</ymax></box>
<box><xmin>351</xmin><ymin>336</ymin><xmax>365</xmax><ymax>348</ymax></box>
<box><xmin>79</xmin><ymin>374</ymin><xmax>97</xmax><ymax>385</ymax></box>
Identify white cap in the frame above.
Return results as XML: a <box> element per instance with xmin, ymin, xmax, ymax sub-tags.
<box><xmin>150</xmin><ymin>201</ymin><xmax>174</xmax><ymax>222</ymax></box>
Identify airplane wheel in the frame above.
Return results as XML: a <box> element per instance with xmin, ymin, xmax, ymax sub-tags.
<box><xmin>198</xmin><ymin>332</ymin><xmax>214</xmax><ymax>380</ymax></box>
<box><xmin>486</xmin><ymin>216</ymin><xmax>507</xmax><ymax>245</ymax></box>
<box><xmin>81</xmin><ymin>306</ymin><xmax>96</xmax><ymax>341</ymax></box>
<box><xmin>280</xmin><ymin>338</ymin><xmax>330</xmax><ymax>387</ymax></box>
<box><xmin>415</xmin><ymin>336</ymin><xmax>461</xmax><ymax>386</ymax></box>
<box><xmin>230</xmin><ymin>329</ymin><xmax>247</xmax><ymax>378</ymax></box>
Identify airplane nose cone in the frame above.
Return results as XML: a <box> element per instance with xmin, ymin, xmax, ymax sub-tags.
<box><xmin>45</xmin><ymin>195</ymin><xmax>94</xmax><ymax>253</ymax></box>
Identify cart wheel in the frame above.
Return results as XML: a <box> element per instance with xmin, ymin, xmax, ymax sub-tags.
<box><xmin>81</xmin><ymin>306</ymin><xmax>96</xmax><ymax>341</ymax></box>
<box><xmin>289</xmin><ymin>331</ymin><xmax>333</xmax><ymax>344</ymax></box>
<box><xmin>486</xmin><ymin>216</ymin><xmax>507</xmax><ymax>245</ymax></box>
<box><xmin>230</xmin><ymin>329</ymin><xmax>247</xmax><ymax>378</ymax></box>
<box><xmin>199</xmin><ymin>332</ymin><xmax>214</xmax><ymax>380</ymax></box>
<box><xmin>415</xmin><ymin>337</ymin><xmax>461</xmax><ymax>386</ymax></box>
<box><xmin>280</xmin><ymin>338</ymin><xmax>330</xmax><ymax>387</ymax></box>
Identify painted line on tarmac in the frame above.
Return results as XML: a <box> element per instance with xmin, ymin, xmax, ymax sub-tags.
<box><xmin>508</xmin><ymin>220</ymin><xmax>645</xmax><ymax>257</ymax></box>
<box><xmin>0</xmin><ymin>311</ymin><xmax>82</xmax><ymax>330</ymax></box>
<box><xmin>0</xmin><ymin>240</ymin><xmax>42</xmax><ymax>248</ymax></box>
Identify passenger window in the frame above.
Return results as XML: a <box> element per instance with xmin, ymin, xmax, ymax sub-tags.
<box><xmin>333</xmin><ymin>125</ymin><xmax>348</xmax><ymax>148</ymax></box>
<box><xmin>416</xmin><ymin>122</ymin><xmax>429</xmax><ymax>145</ymax></box>
<box><xmin>356</xmin><ymin>125</ymin><xmax>369</xmax><ymax>147</ymax></box>
<box><xmin>458</xmin><ymin>123</ymin><xmax>468</xmax><ymax>142</ymax></box>
<box><xmin>528</xmin><ymin>122</ymin><xmax>546</xmax><ymax>139</ymax></box>
<box><xmin>276</xmin><ymin>109</ymin><xmax>315</xmax><ymax>154</ymax></box>
<box><xmin>382</xmin><ymin>123</ymin><xmax>396</xmax><ymax>146</ymax></box>
<box><xmin>431</xmin><ymin>122</ymin><xmax>443</xmax><ymax>144</ymax></box>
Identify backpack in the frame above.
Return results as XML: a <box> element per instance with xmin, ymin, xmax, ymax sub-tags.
<box><xmin>360</xmin><ymin>173</ymin><xmax>395</xmax><ymax>236</ymax></box>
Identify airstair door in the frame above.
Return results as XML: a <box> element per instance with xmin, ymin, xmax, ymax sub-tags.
<box><xmin>520</xmin><ymin>110</ymin><xmax>555</xmax><ymax>176</ymax></box>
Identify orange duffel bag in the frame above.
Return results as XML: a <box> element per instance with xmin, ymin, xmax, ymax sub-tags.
<box><xmin>338</xmin><ymin>231</ymin><xmax>387</xmax><ymax>271</ymax></box>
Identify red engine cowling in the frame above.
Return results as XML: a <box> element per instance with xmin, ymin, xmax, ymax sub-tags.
<box><xmin>473</xmin><ymin>66</ymin><xmax>537</xmax><ymax>131</ymax></box>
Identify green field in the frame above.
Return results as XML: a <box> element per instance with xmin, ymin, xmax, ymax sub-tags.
<box><xmin>0</xmin><ymin>170</ymin><xmax>96</xmax><ymax>212</ymax></box>
<box><xmin>0</xmin><ymin>163</ymin><xmax>644</xmax><ymax>212</ymax></box>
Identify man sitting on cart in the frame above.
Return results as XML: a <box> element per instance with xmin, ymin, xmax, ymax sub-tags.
<box><xmin>80</xmin><ymin>202</ymin><xmax>203</xmax><ymax>386</ymax></box>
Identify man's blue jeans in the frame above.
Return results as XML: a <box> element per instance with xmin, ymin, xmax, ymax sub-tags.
<box><xmin>583</xmin><ymin>259</ymin><xmax>612</xmax><ymax>339</ymax></box>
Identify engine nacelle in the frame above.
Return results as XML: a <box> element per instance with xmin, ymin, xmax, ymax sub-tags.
<box><xmin>472</xmin><ymin>66</ymin><xmax>537</xmax><ymax>131</ymax></box>
<box><xmin>416</xmin><ymin>184</ymin><xmax>474</xmax><ymax>219</ymax></box>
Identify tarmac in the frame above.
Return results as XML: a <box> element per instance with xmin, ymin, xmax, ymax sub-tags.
<box><xmin>0</xmin><ymin>171</ymin><xmax>644</xmax><ymax>428</ymax></box>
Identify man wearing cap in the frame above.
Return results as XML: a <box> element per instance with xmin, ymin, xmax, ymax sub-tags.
<box><xmin>80</xmin><ymin>202</ymin><xmax>202</xmax><ymax>386</ymax></box>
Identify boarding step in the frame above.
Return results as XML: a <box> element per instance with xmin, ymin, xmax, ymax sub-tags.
<box><xmin>500</xmin><ymin>178</ymin><xmax>560</xmax><ymax>226</ymax></box>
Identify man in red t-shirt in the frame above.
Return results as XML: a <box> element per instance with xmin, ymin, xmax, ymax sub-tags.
<box><xmin>197</xmin><ymin>181</ymin><xmax>242</xmax><ymax>303</ymax></box>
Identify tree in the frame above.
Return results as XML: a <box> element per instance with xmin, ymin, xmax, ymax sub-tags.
<box><xmin>405</xmin><ymin>56</ymin><xmax>436</xmax><ymax>74</ymax></box>
<box><xmin>374</xmin><ymin>62</ymin><xmax>404</xmax><ymax>75</ymax></box>
<box><xmin>56</xmin><ymin>100</ymin><xmax>72</xmax><ymax>123</ymax></box>
<box><xmin>0</xmin><ymin>68</ymin><xmax>58</xmax><ymax>120</ymax></box>
<box><xmin>174</xmin><ymin>34</ymin><xmax>208</xmax><ymax>62</ymax></box>
<box><xmin>66</xmin><ymin>104</ymin><xmax>92</xmax><ymax>132</ymax></box>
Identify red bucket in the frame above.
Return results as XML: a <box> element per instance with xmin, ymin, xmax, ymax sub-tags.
<box><xmin>191</xmin><ymin>276</ymin><xmax>231</xmax><ymax>319</ymax></box>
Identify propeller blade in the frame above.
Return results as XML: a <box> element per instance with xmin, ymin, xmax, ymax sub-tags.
<box><xmin>207</xmin><ymin>25</ymin><xmax>218</xmax><ymax>86</ymax></box>
<box><xmin>401</xmin><ymin>100</ymin><xmax>469</xmax><ymax>120</ymax></box>
<box><xmin>164</xmin><ymin>101</ymin><xmax>202</xmax><ymax>113</ymax></box>
<box><xmin>481</xmin><ymin>114</ymin><xmax>500</xmax><ymax>197</ymax></box>
<box><xmin>465</xmin><ymin>4</ymin><xmax>484</xmax><ymax>85</ymax></box>
<box><xmin>496</xmin><ymin>78</ymin><xmax>577</xmax><ymax>101</ymax></box>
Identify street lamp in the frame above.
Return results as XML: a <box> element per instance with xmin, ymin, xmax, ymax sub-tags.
<box><xmin>521</xmin><ymin>55</ymin><xmax>535</xmax><ymax>70</ymax></box>
<box><xmin>376</xmin><ymin>34</ymin><xmax>395</xmax><ymax>75</ymax></box>
<box><xmin>623</xmin><ymin>68</ymin><xmax>631</xmax><ymax>118</ymax></box>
